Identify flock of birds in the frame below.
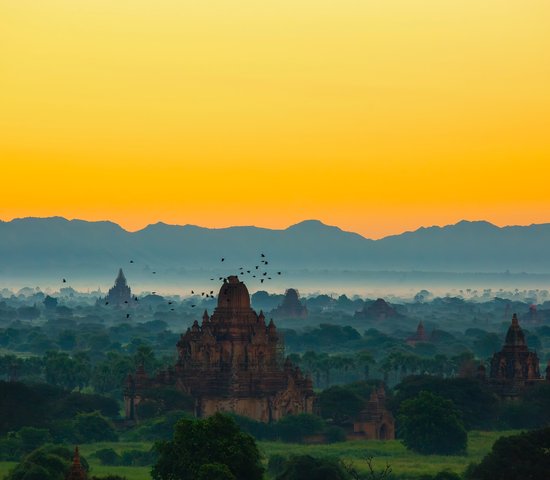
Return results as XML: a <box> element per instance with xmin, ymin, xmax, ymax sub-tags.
<box><xmin>60</xmin><ymin>252</ymin><xmax>284</xmax><ymax>318</ymax></box>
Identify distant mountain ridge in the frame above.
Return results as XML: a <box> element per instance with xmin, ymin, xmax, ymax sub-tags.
<box><xmin>1</xmin><ymin>217</ymin><xmax>550</xmax><ymax>282</ymax></box>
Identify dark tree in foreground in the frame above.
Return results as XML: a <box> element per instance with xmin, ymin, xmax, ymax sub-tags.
<box><xmin>151</xmin><ymin>413</ymin><xmax>264</xmax><ymax>480</ymax></box>
<box><xmin>398</xmin><ymin>391</ymin><xmax>467</xmax><ymax>455</ymax></box>
<box><xmin>466</xmin><ymin>428</ymin><xmax>550</xmax><ymax>480</ymax></box>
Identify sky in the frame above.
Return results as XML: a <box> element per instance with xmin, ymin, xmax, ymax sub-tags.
<box><xmin>1</xmin><ymin>0</ymin><xmax>549</xmax><ymax>239</ymax></box>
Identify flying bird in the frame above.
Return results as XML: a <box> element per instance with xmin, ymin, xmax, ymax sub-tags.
<box><xmin>261</xmin><ymin>279</ymin><xmax>264</xmax><ymax>283</ymax></box>
<box><xmin>277</xmin><ymin>272</ymin><xmax>281</xmax><ymax>275</ymax></box>
<box><xmin>62</xmin><ymin>278</ymin><xmax>66</xmax><ymax>283</ymax></box>
<box><xmin>261</xmin><ymin>253</ymin><xmax>265</xmax><ymax>257</ymax></box>
<box><xmin>126</xmin><ymin>313</ymin><xmax>131</xmax><ymax>318</ymax></box>
<box><xmin>130</xmin><ymin>260</ymin><xmax>134</xmax><ymax>263</ymax></box>
<box><xmin>221</xmin><ymin>258</ymin><xmax>225</xmax><ymax>262</ymax></box>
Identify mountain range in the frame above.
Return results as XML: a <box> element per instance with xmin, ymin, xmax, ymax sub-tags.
<box><xmin>1</xmin><ymin>217</ymin><xmax>550</xmax><ymax>290</ymax></box>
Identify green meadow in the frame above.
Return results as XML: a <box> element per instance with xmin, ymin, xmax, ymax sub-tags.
<box><xmin>0</xmin><ymin>431</ymin><xmax>516</xmax><ymax>479</ymax></box>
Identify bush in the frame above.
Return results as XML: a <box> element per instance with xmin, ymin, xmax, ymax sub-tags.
<box><xmin>5</xmin><ymin>445</ymin><xmax>89</xmax><ymax>480</ymax></box>
<box><xmin>466</xmin><ymin>428</ymin><xmax>550</xmax><ymax>480</ymax></box>
<box><xmin>93</xmin><ymin>448</ymin><xmax>121</xmax><ymax>466</ymax></box>
<box><xmin>275</xmin><ymin>455</ymin><xmax>350</xmax><ymax>480</ymax></box>
<box><xmin>324</xmin><ymin>426</ymin><xmax>347</xmax><ymax>443</ymax></box>
<box><xmin>267</xmin><ymin>454</ymin><xmax>288</xmax><ymax>477</ymax></box>
<box><xmin>73</xmin><ymin>411</ymin><xmax>118</xmax><ymax>443</ymax></box>
<box><xmin>276</xmin><ymin>414</ymin><xmax>325</xmax><ymax>443</ymax></box>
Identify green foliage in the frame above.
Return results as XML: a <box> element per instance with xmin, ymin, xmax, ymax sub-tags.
<box><xmin>73</xmin><ymin>411</ymin><xmax>118</xmax><ymax>443</ymax></box>
<box><xmin>0</xmin><ymin>381</ymin><xmax>118</xmax><ymax>436</ymax></box>
<box><xmin>392</xmin><ymin>376</ymin><xmax>497</xmax><ymax>430</ymax></box>
<box><xmin>196</xmin><ymin>463</ymin><xmax>236</xmax><ymax>480</ymax></box>
<box><xmin>324</xmin><ymin>426</ymin><xmax>347</xmax><ymax>443</ymax></box>
<box><xmin>319</xmin><ymin>386</ymin><xmax>366</xmax><ymax>425</ymax></box>
<box><xmin>267</xmin><ymin>454</ymin><xmax>288</xmax><ymax>477</ymax></box>
<box><xmin>228</xmin><ymin>413</ymin><xmax>277</xmax><ymax>441</ymax></box>
<box><xmin>18</xmin><ymin>427</ymin><xmax>52</xmax><ymax>453</ymax></box>
<box><xmin>275</xmin><ymin>455</ymin><xmax>351</xmax><ymax>480</ymax></box>
<box><xmin>93</xmin><ymin>448</ymin><xmax>121</xmax><ymax>465</ymax></box>
<box><xmin>124</xmin><ymin>411</ymin><xmax>194</xmax><ymax>441</ymax></box>
<box><xmin>466</xmin><ymin>428</ymin><xmax>550</xmax><ymax>480</ymax></box>
<box><xmin>5</xmin><ymin>445</ymin><xmax>88</xmax><ymax>480</ymax></box>
<box><xmin>276</xmin><ymin>414</ymin><xmax>326</xmax><ymax>443</ymax></box>
<box><xmin>398</xmin><ymin>391</ymin><xmax>467</xmax><ymax>455</ymax></box>
<box><xmin>152</xmin><ymin>413</ymin><xmax>264</xmax><ymax>480</ymax></box>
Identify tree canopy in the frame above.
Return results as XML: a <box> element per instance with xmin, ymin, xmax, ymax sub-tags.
<box><xmin>152</xmin><ymin>413</ymin><xmax>264</xmax><ymax>480</ymax></box>
<box><xmin>398</xmin><ymin>391</ymin><xmax>467</xmax><ymax>455</ymax></box>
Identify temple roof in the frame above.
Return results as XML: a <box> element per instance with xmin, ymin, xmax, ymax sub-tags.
<box><xmin>115</xmin><ymin>268</ymin><xmax>127</xmax><ymax>286</ymax></box>
<box><xmin>504</xmin><ymin>313</ymin><xmax>526</xmax><ymax>347</ymax></box>
<box><xmin>217</xmin><ymin>275</ymin><xmax>251</xmax><ymax>310</ymax></box>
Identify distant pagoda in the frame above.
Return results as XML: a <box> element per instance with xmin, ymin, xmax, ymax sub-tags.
<box><xmin>271</xmin><ymin>288</ymin><xmax>308</xmax><ymax>319</ymax></box>
<box><xmin>406</xmin><ymin>321</ymin><xmax>428</xmax><ymax>345</ymax></box>
<box><xmin>103</xmin><ymin>268</ymin><xmax>132</xmax><ymax>306</ymax></box>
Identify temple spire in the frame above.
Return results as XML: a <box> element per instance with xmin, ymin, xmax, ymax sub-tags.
<box><xmin>66</xmin><ymin>446</ymin><xmax>86</xmax><ymax>480</ymax></box>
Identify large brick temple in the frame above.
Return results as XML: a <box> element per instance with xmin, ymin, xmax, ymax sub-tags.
<box><xmin>124</xmin><ymin>276</ymin><xmax>315</xmax><ymax>422</ymax></box>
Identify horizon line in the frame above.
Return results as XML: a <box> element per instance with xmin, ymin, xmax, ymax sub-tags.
<box><xmin>2</xmin><ymin>215</ymin><xmax>550</xmax><ymax>241</ymax></box>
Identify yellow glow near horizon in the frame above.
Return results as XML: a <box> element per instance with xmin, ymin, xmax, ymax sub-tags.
<box><xmin>1</xmin><ymin>0</ymin><xmax>549</xmax><ymax>238</ymax></box>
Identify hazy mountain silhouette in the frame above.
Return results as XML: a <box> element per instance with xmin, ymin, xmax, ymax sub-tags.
<box><xmin>1</xmin><ymin>217</ymin><xmax>550</xmax><ymax>285</ymax></box>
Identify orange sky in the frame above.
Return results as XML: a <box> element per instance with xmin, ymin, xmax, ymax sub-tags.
<box><xmin>1</xmin><ymin>0</ymin><xmax>549</xmax><ymax>239</ymax></box>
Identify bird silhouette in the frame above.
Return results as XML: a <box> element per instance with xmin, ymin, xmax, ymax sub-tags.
<box><xmin>261</xmin><ymin>279</ymin><xmax>264</xmax><ymax>283</ymax></box>
<box><xmin>277</xmin><ymin>272</ymin><xmax>281</xmax><ymax>275</ymax></box>
<box><xmin>152</xmin><ymin>271</ymin><xmax>156</xmax><ymax>274</ymax></box>
<box><xmin>62</xmin><ymin>278</ymin><xmax>66</xmax><ymax>283</ymax></box>
<box><xmin>130</xmin><ymin>260</ymin><xmax>134</xmax><ymax>263</ymax></box>
<box><xmin>221</xmin><ymin>258</ymin><xmax>225</xmax><ymax>262</ymax></box>
<box><xmin>191</xmin><ymin>304</ymin><xmax>196</xmax><ymax>308</ymax></box>
<box><xmin>105</xmin><ymin>301</ymin><xmax>109</xmax><ymax>305</ymax></box>
<box><xmin>261</xmin><ymin>253</ymin><xmax>265</xmax><ymax>257</ymax></box>
<box><xmin>126</xmin><ymin>313</ymin><xmax>131</xmax><ymax>318</ymax></box>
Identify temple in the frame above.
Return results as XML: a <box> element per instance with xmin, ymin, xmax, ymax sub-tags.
<box><xmin>354</xmin><ymin>298</ymin><xmax>403</xmax><ymax>321</ymax></box>
<box><xmin>125</xmin><ymin>276</ymin><xmax>315</xmax><ymax>423</ymax></box>
<box><xmin>485</xmin><ymin>313</ymin><xmax>547</xmax><ymax>398</ymax></box>
<box><xmin>406</xmin><ymin>321</ymin><xmax>428</xmax><ymax>345</ymax></box>
<box><xmin>66</xmin><ymin>446</ymin><xmax>86</xmax><ymax>480</ymax></box>
<box><xmin>102</xmin><ymin>268</ymin><xmax>132</xmax><ymax>306</ymax></box>
<box><xmin>352</xmin><ymin>387</ymin><xmax>395</xmax><ymax>440</ymax></box>
<box><xmin>271</xmin><ymin>288</ymin><xmax>308</xmax><ymax>319</ymax></box>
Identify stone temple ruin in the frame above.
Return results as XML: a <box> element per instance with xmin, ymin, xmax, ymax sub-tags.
<box><xmin>124</xmin><ymin>276</ymin><xmax>315</xmax><ymax>422</ymax></box>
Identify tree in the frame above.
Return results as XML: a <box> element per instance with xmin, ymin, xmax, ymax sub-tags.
<box><xmin>6</xmin><ymin>445</ymin><xmax>89</xmax><ymax>480</ymax></box>
<box><xmin>73</xmin><ymin>411</ymin><xmax>118</xmax><ymax>443</ymax></box>
<box><xmin>276</xmin><ymin>455</ymin><xmax>350</xmax><ymax>480</ymax></box>
<box><xmin>466</xmin><ymin>428</ymin><xmax>550</xmax><ymax>480</ymax></box>
<box><xmin>319</xmin><ymin>386</ymin><xmax>365</xmax><ymax>425</ymax></box>
<box><xmin>276</xmin><ymin>414</ymin><xmax>325</xmax><ymax>443</ymax></box>
<box><xmin>152</xmin><ymin>413</ymin><xmax>264</xmax><ymax>480</ymax></box>
<box><xmin>398</xmin><ymin>391</ymin><xmax>467</xmax><ymax>455</ymax></box>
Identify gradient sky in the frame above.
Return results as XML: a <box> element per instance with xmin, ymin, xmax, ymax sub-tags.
<box><xmin>1</xmin><ymin>0</ymin><xmax>549</xmax><ymax>238</ymax></box>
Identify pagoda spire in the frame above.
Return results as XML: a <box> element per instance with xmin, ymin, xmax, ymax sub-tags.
<box><xmin>66</xmin><ymin>446</ymin><xmax>86</xmax><ymax>480</ymax></box>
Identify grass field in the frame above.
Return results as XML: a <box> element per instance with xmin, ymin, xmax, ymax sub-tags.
<box><xmin>0</xmin><ymin>431</ymin><xmax>517</xmax><ymax>479</ymax></box>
